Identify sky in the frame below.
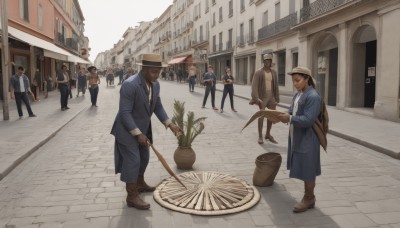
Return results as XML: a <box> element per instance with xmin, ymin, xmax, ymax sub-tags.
<box><xmin>79</xmin><ymin>0</ymin><xmax>174</xmax><ymax>62</ymax></box>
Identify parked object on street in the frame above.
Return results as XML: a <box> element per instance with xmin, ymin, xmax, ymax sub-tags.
<box><xmin>253</xmin><ymin>152</ymin><xmax>282</xmax><ymax>187</ymax></box>
<box><xmin>153</xmin><ymin>171</ymin><xmax>260</xmax><ymax>215</ymax></box>
<box><xmin>172</xmin><ymin>100</ymin><xmax>206</xmax><ymax>169</ymax></box>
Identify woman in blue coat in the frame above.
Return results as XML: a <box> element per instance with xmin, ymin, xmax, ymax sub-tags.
<box><xmin>278</xmin><ymin>66</ymin><xmax>321</xmax><ymax>213</ymax></box>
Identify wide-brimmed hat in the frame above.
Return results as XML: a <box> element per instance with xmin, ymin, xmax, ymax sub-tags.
<box><xmin>137</xmin><ymin>54</ymin><xmax>168</xmax><ymax>67</ymax></box>
<box><xmin>263</xmin><ymin>53</ymin><xmax>273</xmax><ymax>60</ymax></box>
<box><xmin>87</xmin><ymin>66</ymin><xmax>97</xmax><ymax>72</ymax></box>
<box><xmin>288</xmin><ymin>66</ymin><xmax>311</xmax><ymax>76</ymax></box>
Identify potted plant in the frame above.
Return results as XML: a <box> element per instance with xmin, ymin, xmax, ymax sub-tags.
<box><xmin>172</xmin><ymin>100</ymin><xmax>206</xmax><ymax>169</ymax></box>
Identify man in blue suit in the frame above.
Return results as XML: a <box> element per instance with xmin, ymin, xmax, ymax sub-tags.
<box><xmin>111</xmin><ymin>54</ymin><xmax>181</xmax><ymax>210</ymax></box>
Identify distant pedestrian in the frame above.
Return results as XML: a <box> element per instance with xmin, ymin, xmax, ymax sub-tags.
<box><xmin>278</xmin><ymin>67</ymin><xmax>321</xmax><ymax>213</ymax></box>
<box><xmin>201</xmin><ymin>65</ymin><xmax>218</xmax><ymax>110</ymax></box>
<box><xmin>176</xmin><ymin>68</ymin><xmax>183</xmax><ymax>83</ymax></box>
<box><xmin>9</xmin><ymin>66</ymin><xmax>37</xmax><ymax>118</ymax></box>
<box><xmin>106</xmin><ymin>69</ymin><xmax>114</xmax><ymax>86</ymax></box>
<box><xmin>87</xmin><ymin>66</ymin><xmax>100</xmax><ymax>107</ymax></box>
<box><xmin>122</xmin><ymin>67</ymin><xmax>135</xmax><ymax>83</ymax></box>
<box><xmin>56</xmin><ymin>65</ymin><xmax>70</xmax><ymax>111</ymax></box>
<box><xmin>160</xmin><ymin>68</ymin><xmax>167</xmax><ymax>80</ymax></box>
<box><xmin>168</xmin><ymin>69</ymin><xmax>175</xmax><ymax>81</ymax></box>
<box><xmin>188</xmin><ymin>66</ymin><xmax>196</xmax><ymax>92</ymax></box>
<box><xmin>33</xmin><ymin>69</ymin><xmax>42</xmax><ymax>101</ymax></box>
<box><xmin>250</xmin><ymin>53</ymin><xmax>280</xmax><ymax>144</ymax></box>
<box><xmin>76</xmin><ymin>67</ymin><xmax>87</xmax><ymax>97</ymax></box>
<box><xmin>220</xmin><ymin>67</ymin><xmax>237</xmax><ymax>113</ymax></box>
<box><xmin>110</xmin><ymin>54</ymin><xmax>182</xmax><ymax>210</ymax></box>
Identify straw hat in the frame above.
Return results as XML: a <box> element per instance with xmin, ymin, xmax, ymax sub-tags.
<box><xmin>137</xmin><ymin>54</ymin><xmax>168</xmax><ymax>67</ymax></box>
<box><xmin>288</xmin><ymin>66</ymin><xmax>312</xmax><ymax>76</ymax></box>
<box><xmin>263</xmin><ymin>53</ymin><xmax>273</xmax><ymax>60</ymax></box>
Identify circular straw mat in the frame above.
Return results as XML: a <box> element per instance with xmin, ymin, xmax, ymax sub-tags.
<box><xmin>153</xmin><ymin>171</ymin><xmax>260</xmax><ymax>215</ymax></box>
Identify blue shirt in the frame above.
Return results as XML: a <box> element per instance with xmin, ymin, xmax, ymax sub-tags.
<box><xmin>9</xmin><ymin>74</ymin><xmax>30</xmax><ymax>92</ymax></box>
<box><xmin>204</xmin><ymin>72</ymin><xmax>216</xmax><ymax>86</ymax></box>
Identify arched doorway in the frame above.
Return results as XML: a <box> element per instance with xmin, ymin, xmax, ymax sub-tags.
<box><xmin>351</xmin><ymin>25</ymin><xmax>377</xmax><ymax>108</ymax></box>
<box><xmin>312</xmin><ymin>33</ymin><xmax>339</xmax><ymax>106</ymax></box>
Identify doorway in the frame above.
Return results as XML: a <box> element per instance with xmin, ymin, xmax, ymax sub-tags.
<box><xmin>364</xmin><ymin>40</ymin><xmax>376</xmax><ymax>107</ymax></box>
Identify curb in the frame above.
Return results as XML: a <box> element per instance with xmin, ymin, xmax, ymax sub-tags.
<box><xmin>214</xmin><ymin>87</ymin><xmax>400</xmax><ymax>160</ymax></box>
<box><xmin>0</xmin><ymin>107</ymin><xmax>87</xmax><ymax>181</ymax></box>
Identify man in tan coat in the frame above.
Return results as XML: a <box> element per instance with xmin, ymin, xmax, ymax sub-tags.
<box><xmin>250</xmin><ymin>53</ymin><xmax>280</xmax><ymax>144</ymax></box>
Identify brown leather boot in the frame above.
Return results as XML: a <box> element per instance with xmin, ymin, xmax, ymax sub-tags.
<box><xmin>126</xmin><ymin>183</ymin><xmax>150</xmax><ymax>210</ymax></box>
<box><xmin>293</xmin><ymin>181</ymin><xmax>316</xmax><ymax>213</ymax></box>
<box><xmin>137</xmin><ymin>175</ymin><xmax>156</xmax><ymax>192</ymax></box>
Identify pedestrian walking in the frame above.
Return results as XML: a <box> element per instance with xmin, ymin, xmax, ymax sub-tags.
<box><xmin>250</xmin><ymin>53</ymin><xmax>280</xmax><ymax>144</ymax></box>
<box><xmin>56</xmin><ymin>65</ymin><xmax>70</xmax><ymax>111</ymax></box>
<box><xmin>277</xmin><ymin>66</ymin><xmax>321</xmax><ymax>213</ymax></box>
<box><xmin>188</xmin><ymin>66</ymin><xmax>196</xmax><ymax>92</ymax></box>
<box><xmin>106</xmin><ymin>68</ymin><xmax>114</xmax><ymax>86</ymax></box>
<box><xmin>176</xmin><ymin>68</ymin><xmax>183</xmax><ymax>83</ymax></box>
<box><xmin>76</xmin><ymin>67</ymin><xmax>87</xmax><ymax>97</ymax></box>
<box><xmin>110</xmin><ymin>54</ymin><xmax>181</xmax><ymax>210</ymax></box>
<box><xmin>122</xmin><ymin>67</ymin><xmax>135</xmax><ymax>83</ymax></box>
<box><xmin>9</xmin><ymin>66</ymin><xmax>37</xmax><ymax>119</ymax></box>
<box><xmin>168</xmin><ymin>69</ymin><xmax>175</xmax><ymax>81</ymax></box>
<box><xmin>87</xmin><ymin>66</ymin><xmax>100</xmax><ymax>107</ymax></box>
<box><xmin>201</xmin><ymin>65</ymin><xmax>218</xmax><ymax>110</ymax></box>
<box><xmin>220</xmin><ymin>67</ymin><xmax>237</xmax><ymax>113</ymax></box>
<box><xmin>33</xmin><ymin>69</ymin><xmax>42</xmax><ymax>101</ymax></box>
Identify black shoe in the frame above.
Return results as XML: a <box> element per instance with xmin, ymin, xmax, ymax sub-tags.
<box><xmin>61</xmin><ymin>107</ymin><xmax>65</xmax><ymax>111</ymax></box>
<box><xmin>29</xmin><ymin>114</ymin><xmax>37</xmax><ymax>117</ymax></box>
<box><xmin>65</xmin><ymin>106</ymin><xmax>70</xmax><ymax>109</ymax></box>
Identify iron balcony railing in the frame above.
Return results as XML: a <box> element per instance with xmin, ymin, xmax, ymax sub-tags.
<box><xmin>258</xmin><ymin>12</ymin><xmax>297</xmax><ymax>41</ymax></box>
<box><xmin>300</xmin><ymin>0</ymin><xmax>353</xmax><ymax>23</ymax></box>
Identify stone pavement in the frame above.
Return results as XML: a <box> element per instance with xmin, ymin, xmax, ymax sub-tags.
<box><xmin>0</xmin><ymin>81</ymin><xmax>399</xmax><ymax>227</ymax></box>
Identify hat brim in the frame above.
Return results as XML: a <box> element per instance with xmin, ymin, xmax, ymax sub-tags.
<box><xmin>287</xmin><ymin>71</ymin><xmax>311</xmax><ymax>76</ymax></box>
<box><xmin>137</xmin><ymin>63</ymin><xmax>169</xmax><ymax>67</ymax></box>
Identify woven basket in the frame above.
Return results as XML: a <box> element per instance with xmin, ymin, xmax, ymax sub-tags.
<box><xmin>253</xmin><ymin>152</ymin><xmax>282</xmax><ymax>187</ymax></box>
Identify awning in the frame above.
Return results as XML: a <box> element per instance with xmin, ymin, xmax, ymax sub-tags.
<box><xmin>68</xmin><ymin>55</ymin><xmax>91</xmax><ymax>64</ymax></box>
<box><xmin>168</xmin><ymin>56</ymin><xmax>188</xmax><ymax>65</ymax></box>
<box><xmin>8</xmin><ymin>26</ymin><xmax>71</xmax><ymax>61</ymax></box>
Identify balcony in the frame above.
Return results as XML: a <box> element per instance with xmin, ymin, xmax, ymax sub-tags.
<box><xmin>236</xmin><ymin>36</ymin><xmax>245</xmax><ymax>47</ymax></box>
<box><xmin>258</xmin><ymin>12</ymin><xmax>297</xmax><ymax>41</ymax></box>
<box><xmin>218</xmin><ymin>43</ymin><xmax>223</xmax><ymax>51</ymax></box>
<box><xmin>300</xmin><ymin>0</ymin><xmax>353</xmax><ymax>23</ymax></box>
<box><xmin>226</xmin><ymin>41</ymin><xmax>232</xmax><ymax>50</ymax></box>
<box><xmin>66</xmin><ymin>38</ymin><xmax>78</xmax><ymax>51</ymax></box>
<box><xmin>57</xmin><ymin>32</ymin><xmax>65</xmax><ymax>45</ymax></box>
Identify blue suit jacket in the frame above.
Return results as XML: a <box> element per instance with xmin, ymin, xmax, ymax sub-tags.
<box><xmin>110</xmin><ymin>72</ymin><xmax>169</xmax><ymax>146</ymax></box>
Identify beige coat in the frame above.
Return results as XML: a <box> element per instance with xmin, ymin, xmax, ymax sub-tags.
<box><xmin>250</xmin><ymin>67</ymin><xmax>280</xmax><ymax>105</ymax></box>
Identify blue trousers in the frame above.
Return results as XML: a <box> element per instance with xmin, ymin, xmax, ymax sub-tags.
<box><xmin>59</xmin><ymin>84</ymin><xmax>69</xmax><ymax>108</ymax></box>
<box><xmin>220</xmin><ymin>86</ymin><xmax>234</xmax><ymax>110</ymax></box>
<box><xmin>202</xmin><ymin>85</ymin><xmax>216</xmax><ymax>107</ymax></box>
<box><xmin>14</xmin><ymin>92</ymin><xmax>33</xmax><ymax>117</ymax></box>
<box><xmin>89</xmin><ymin>86</ymin><xmax>99</xmax><ymax>105</ymax></box>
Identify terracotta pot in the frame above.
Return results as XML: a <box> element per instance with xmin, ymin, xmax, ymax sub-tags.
<box><xmin>174</xmin><ymin>146</ymin><xmax>196</xmax><ymax>170</ymax></box>
<box><xmin>253</xmin><ymin>152</ymin><xmax>282</xmax><ymax>187</ymax></box>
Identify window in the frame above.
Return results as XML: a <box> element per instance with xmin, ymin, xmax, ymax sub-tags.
<box><xmin>239</xmin><ymin>23</ymin><xmax>244</xmax><ymax>45</ymax></box>
<box><xmin>19</xmin><ymin>0</ymin><xmax>29</xmax><ymax>21</ymax></box>
<box><xmin>275</xmin><ymin>2</ymin><xmax>281</xmax><ymax>21</ymax></box>
<box><xmin>262</xmin><ymin>11</ymin><xmax>268</xmax><ymax>27</ymax></box>
<box><xmin>205</xmin><ymin>0</ymin><xmax>209</xmax><ymax>13</ymax></box>
<box><xmin>200</xmin><ymin>25</ymin><xmax>204</xmax><ymax>41</ymax></box>
<box><xmin>38</xmin><ymin>4</ymin><xmax>43</xmax><ymax>29</ymax></box>
<box><xmin>249</xmin><ymin>19</ymin><xmax>254</xmax><ymax>43</ymax></box>
<box><xmin>277</xmin><ymin>51</ymin><xmax>286</xmax><ymax>86</ymax></box>
<box><xmin>229</xmin><ymin>1</ymin><xmax>233</xmax><ymax>17</ymax></box>
<box><xmin>289</xmin><ymin>0</ymin><xmax>295</xmax><ymax>14</ymax></box>
<box><xmin>219</xmin><ymin>32</ymin><xmax>223</xmax><ymax>51</ymax></box>
<box><xmin>206</xmin><ymin>21</ymin><xmax>210</xmax><ymax>39</ymax></box>
<box><xmin>213</xmin><ymin>35</ymin><xmax>216</xmax><ymax>52</ymax></box>
<box><xmin>228</xmin><ymin>29</ymin><xmax>233</xmax><ymax>49</ymax></box>
<box><xmin>240</xmin><ymin>0</ymin><xmax>245</xmax><ymax>12</ymax></box>
<box><xmin>212</xmin><ymin>13</ymin><xmax>216</xmax><ymax>27</ymax></box>
<box><xmin>292</xmin><ymin>52</ymin><xmax>298</xmax><ymax>68</ymax></box>
<box><xmin>212</xmin><ymin>0</ymin><xmax>216</xmax><ymax>5</ymax></box>
<box><xmin>219</xmin><ymin>7</ymin><xmax>223</xmax><ymax>22</ymax></box>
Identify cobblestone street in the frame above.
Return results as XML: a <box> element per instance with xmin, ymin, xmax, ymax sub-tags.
<box><xmin>0</xmin><ymin>81</ymin><xmax>400</xmax><ymax>228</ymax></box>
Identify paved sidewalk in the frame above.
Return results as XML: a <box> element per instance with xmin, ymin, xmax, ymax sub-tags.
<box><xmin>0</xmin><ymin>89</ymin><xmax>93</xmax><ymax>180</ymax></box>
<box><xmin>211</xmin><ymin>82</ymin><xmax>400</xmax><ymax>159</ymax></box>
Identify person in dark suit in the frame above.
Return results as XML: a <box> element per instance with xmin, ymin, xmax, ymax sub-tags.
<box><xmin>111</xmin><ymin>54</ymin><xmax>181</xmax><ymax>210</ymax></box>
<box><xmin>56</xmin><ymin>65</ymin><xmax>70</xmax><ymax>111</ymax></box>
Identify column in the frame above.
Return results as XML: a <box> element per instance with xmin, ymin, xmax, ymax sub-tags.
<box><xmin>336</xmin><ymin>23</ymin><xmax>348</xmax><ymax>109</ymax></box>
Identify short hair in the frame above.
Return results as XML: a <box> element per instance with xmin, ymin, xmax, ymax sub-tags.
<box><xmin>17</xmin><ymin>66</ymin><xmax>24</xmax><ymax>70</ymax></box>
<box><xmin>61</xmin><ymin>65</ymin><xmax>67</xmax><ymax>69</ymax></box>
<box><xmin>208</xmin><ymin>65</ymin><xmax>213</xmax><ymax>69</ymax></box>
<box><xmin>87</xmin><ymin>66</ymin><xmax>97</xmax><ymax>72</ymax></box>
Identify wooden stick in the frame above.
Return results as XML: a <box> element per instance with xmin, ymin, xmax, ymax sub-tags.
<box><xmin>148</xmin><ymin>142</ymin><xmax>187</xmax><ymax>189</ymax></box>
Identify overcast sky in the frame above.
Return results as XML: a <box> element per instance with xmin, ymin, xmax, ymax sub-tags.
<box><xmin>79</xmin><ymin>1</ymin><xmax>173</xmax><ymax>62</ymax></box>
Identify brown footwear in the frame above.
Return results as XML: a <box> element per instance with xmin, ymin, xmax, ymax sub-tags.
<box><xmin>126</xmin><ymin>183</ymin><xmax>150</xmax><ymax>210</ymax></box>
<box><xmin>137</xmin><ymin>175</ymin><xmax>156</xmax><ymax>192</ymax></box>
<box><xmin>265</xmin><ymin>135</ymin><xmax>278</xmax><ymax>144</ymax></box>
<box><xmin>293</xmin><ymin>181</ymin><xmax>316</xmax><ymax>213</ymax></box>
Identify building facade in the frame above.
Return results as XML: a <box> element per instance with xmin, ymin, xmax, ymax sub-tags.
<box><xmin>95</xmin><ymin>0</ymin><xmax>400</xmax><ymax>122</ymax></box>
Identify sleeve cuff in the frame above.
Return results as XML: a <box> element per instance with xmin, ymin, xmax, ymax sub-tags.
<box><xmin>163</xmin><ymin>119</ymin><xmax>173</xmax><ymax>128</ymax></box>
<box><xmin>130</xmin><ymin>128</ymin><xmax>142</xmax><ymax>136</ymax></box>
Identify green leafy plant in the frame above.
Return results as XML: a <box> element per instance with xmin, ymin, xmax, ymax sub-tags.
<box><xmin>172</xmin><ymin>100</ymin><xmax>206</xmax><ymax>147</ymax></box>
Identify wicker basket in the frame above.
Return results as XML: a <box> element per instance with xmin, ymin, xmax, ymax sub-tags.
<box><xmin>253</xmin><ymin>152</ymin><xmax>282</xmax><ymax>187</ymax></box>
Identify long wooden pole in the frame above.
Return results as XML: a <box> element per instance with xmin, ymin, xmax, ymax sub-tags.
<box><xmin>1</xmin><ymin>0</ymin><xmax>10</xmax><ymax>120</ymax></box>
